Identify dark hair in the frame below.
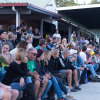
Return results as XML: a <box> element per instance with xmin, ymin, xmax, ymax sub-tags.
<box><xmin>0</xmin><ymin>29</ymin><xmax>6</xmax><ymax>35</ymax></box>
<box><xmin>82</xmin><ymin>46</ymin><xmax>87</xmax><ymax>52</ymax></box>
<box><xmin>82</xmin><ymin>42</ymin><xmax>87</xmax><ymax>46</ymax></box>
<box><xmin>16</xmin><ymin>26</ymin><xmax>21</xmax><ymax>31</ymax></box>
<box><xmin>39</xmin><ymin>39</ymin><xmax>46</xmax><ymax>46</ymax></box>
<box><xmin>16</xmin><ymin>40</ymin><xmax>28</xmax><ymax>49</ymax></box>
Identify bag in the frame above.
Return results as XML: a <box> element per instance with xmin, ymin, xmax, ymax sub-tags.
<box><xmin>20</xmin><ymin>90</ymin><xmax>32</xmax><ymax>100</ymax></box>
<box><xmin>80</xmin><ymin>68</ymin><xmax>87</xmax><ymax>84</ymax></box>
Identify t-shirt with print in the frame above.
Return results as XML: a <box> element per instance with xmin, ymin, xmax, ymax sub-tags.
<box><xmin>27</xmin><ymin>59</ymin><xmax>35</xmax><ymax>78</ymax></box>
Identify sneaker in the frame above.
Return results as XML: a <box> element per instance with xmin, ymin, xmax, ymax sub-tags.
<box><xmin>71</xmin><ymin>88</ymin><xmax>78</xmax><ymax>92</ymax></box>
<box><xmin>74</xmin><ymin>85</ymin><xmax>81</xmax><ymax>90</ymax></box>
<box><xmin>58</xmin><ymin>97</ymin><xmax>69</xmax><ymax>100</ymax></box>
<box><xmin>66</xmin><ymin>95</ymin><xmax>73</xmax><ymax>99</ymax></box>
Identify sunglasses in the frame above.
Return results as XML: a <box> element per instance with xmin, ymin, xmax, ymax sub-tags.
<box><xmin>30</xmin><ymin>52</ymin><xmax>38</xmax><ymax>56</ymax></box>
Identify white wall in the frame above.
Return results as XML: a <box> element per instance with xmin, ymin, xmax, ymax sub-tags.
<box><xmin>45</xmin><ymin>0</ymin><xmax>58</xmax><ymax>29</ymax></box>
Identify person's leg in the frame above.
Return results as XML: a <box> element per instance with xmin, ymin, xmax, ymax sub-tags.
<box><xmin>10</xmin><ymin>83</ymin><xmax>26</xmax><ymax>91</ymax></box>
<box><xmin>55</xmin><ymin>77</ymin><xmax>68</xmax><ymax>95</ymax></box>
<box><xmin>2</xmin><ymin>91</ymin><xmax>11</xmax><ymax>100</ymax></box>
<box><xmin>0</xmin><ymin>71</ymin><xmax>6</xmax><ymax>82</ymax></box>
<box><xmin>41</xmin><ymin>80</ymin><xmax>52</xmax><ymax>100</ymax></box>
<box><xmin>34</xmin><ymin>80</ymin><xmax>40</xmax><ymax>97</ymax></box>
<box><xmin>25</xmin><ymin>77</ymin><xmax>37</xmax><ymax>100</ymax></box>
<box><xmin>72</xmin><ymin>69</ymin><xmax>78</xmax><ymax>87</ymax></box>
<box><xmin>51</xmin><ymin>77</ymin><xmax>62</xmax><ymax>98</ymax></box>
<box><xmin>65</xmin><ymin>69</ymin><xmax>72</xmax><ymax>89</ymax></box>
<box><xmin>11</xmin><ymin>89</ymin><xmax>19</xmax><ymax>100</ymax></box>
<box><xmin>37</xmin><ymin>77</ymin><xmax>48</xmax><ymax>99</ymax></box>
<box><xmin>86</xmin><ymin>64</ymin><xmax>96</xmax><ymax>77</ymax></box>
<box><xmin>93</xmin><ymin>64</ymin><xmax>98</xmax><ymax>71</ymax></box>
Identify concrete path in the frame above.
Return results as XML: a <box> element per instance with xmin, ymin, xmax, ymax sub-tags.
<box><xmin>69</xmin><ymin>82</ymin><xmax>100</xmax><ymax>100</ymax></box>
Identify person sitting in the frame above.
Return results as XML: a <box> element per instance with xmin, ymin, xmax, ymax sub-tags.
<box><xmin>57</xmin><ymin>49</ymin><xmax>81</xmax><ymax>92</ymax></box>
<box><xmin>0</xmin><ymin>82</ymin><xmax>18</xmax><ymax>100</ymax></box>
<box><xmin>80</xmin><ymin>46</ymin><xmax>99</xmax><ymax>81</ymax></box>
<box><xmin>61</xmin><ymin>38</ymin><xmax>67</xmax><ymax>51</ymax></box>
<box><xmin>10</xmin><ymin>40</ymin><xmax>28</xmax><ymax>60</ymax></box>
<box><xmin>6</xmin><ymin>32</ymin><xmax>14</xmax><ymax>50</ymax></box>
<box><xmin>46</xmin><ymin>38</ymin><xmax>55</xmax><ymax>50</ymax></box>
<box><xmin>27</xmin><ymin>48</ymin><xmax>48</xmax><ymax>100</ymax></box>
<box><xmin>0</xmin><ymin>43</ymin><xmax>12</xmax><ymax>81</ymax></box>
<box><xmin>35</xmin><ymin>39</ymin><xmax>47</xmax><ymax>51</ymax></box>
<box><xmin>2</xmin><ymin>48</ymin><xmax>37</xmax><ymax>100</ymax></box>
<box><xmin>34</xmin><ymin>49</ymin><xmax>68</xmax><ymax>100</ymax></box>
<box><xmin>44</xmin><ymin>50</ymin><xmax>73</xmax><ymax>100</ymax></box>
<box><xmin>25</xmin><ymin>34</ymin><xmax>33</xmax><ymax>49</ymax></box>
<box><xmin>0</xmin><ymin>30</ymin><xmax>7</xmax><ymax>48</ymax></box>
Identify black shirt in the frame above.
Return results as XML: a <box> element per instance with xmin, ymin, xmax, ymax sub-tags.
<box><xmin>2</xmin><ymin>61</ymin><xmax>29</xmax><ymax>85</ymax></box>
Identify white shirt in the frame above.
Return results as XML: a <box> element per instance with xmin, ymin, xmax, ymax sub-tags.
<box><xmin>10</xmin><ymin>48</ymin><xmax>18</xmax><ymax>60</ymax></box>
<box><xmin>79</xmin><ymin>52</ymin><xmax>87</xmax><ymax>62</ymax></box>
<box><xmin>28</xmin><ymin>43</ymin><xmax>33</xmax><ymax>49</ymax></box>
<box><xmin>70</xmin><ymin>34</ymin><xmax>73</xmax><ymax>42</ymax></box>
<box><xmin>84</xmin><ymin>40</ymin><xmax>89</xmax><ymax>44</ymax></box>
<box><xmin>52</xmin><ymin>33</ymin><xmax>61</xmax><ymax>38</ymax></box>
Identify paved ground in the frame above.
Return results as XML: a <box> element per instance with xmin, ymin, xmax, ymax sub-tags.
<box><xmin>68</xmin><ymin>82</ymin><xmax>100</xmax><ymax>100</ymax></box>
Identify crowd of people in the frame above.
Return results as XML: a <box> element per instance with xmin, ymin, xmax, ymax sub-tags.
<box><xmin>0</xmin><ymin>22</ymin><xmax>99</xmax><ymax>100</ymax></box>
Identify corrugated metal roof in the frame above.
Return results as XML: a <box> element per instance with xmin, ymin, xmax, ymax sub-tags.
<box><xmin>0</xmin><ymin>0</ymin><xmax>50</xmax><ymax>8</ymax></box>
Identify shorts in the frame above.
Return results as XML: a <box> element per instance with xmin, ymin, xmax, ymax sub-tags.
<box><xmin>60</xmin><ymin>70</ymin><xmax>66</xmax><ymax>74</ymax></box>
<box><xmin>0</xmin><ymin>90</ymin><xmax>3</xmax><ymax>99</ymax></box>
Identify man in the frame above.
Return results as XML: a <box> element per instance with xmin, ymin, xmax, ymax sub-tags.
<box><xmin>0</xmin><ymin>29</ymin><xmax>7</xmax><ymax>49</ymax></box>
<box><xmin>52</xmin><ymin>29</ymin><xmax>61</xmax><ymax>39</ymax></box>
<box><xmin>33</xmin><ymin>28</ymin><xmax>41</xmax><ymax>47</ymax></box>
<box><xmin>70</xmin><ymin>31</ymin><xmax>75</xmax><ymax>42</ymax></box>
<box><xmin>80</xmin><ymin>46</ymin><xmax>100</xmax><ymax>81</ymax></box>
<box><xmin>16</xmin><ymin>26</ymin><xmax>21</xmax><ymax>43</ymax></box>
<box><xmin>35</xmin><ymin>39</ymin><xmax>46</xmax><ymax>51</ymax></box>
<box><xmin>27</xmin><ymin>48</ymin><xmax>49</xmax><ymax>100</ymax></box>
<box><xmin>58</xmin><ymin>49</ymin><xmax>81</xmax><ymax>92</ymax></box>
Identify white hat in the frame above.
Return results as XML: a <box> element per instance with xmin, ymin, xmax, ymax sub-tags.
<box><xmin>87</xmin><ymin>48</ymin><xmax>92</xmax><ymax>51</ymax></box>
<box><xmin>70</xmin><ymin>49</ymin><xmax>77</xmax><ymax>55</ymax></box>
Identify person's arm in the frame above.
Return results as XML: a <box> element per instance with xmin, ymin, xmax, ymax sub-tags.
<box><xmin>33</xmin><ymin>36</ymin><xmax>41</xmax><ymax>39</ymax></box>
<box><xmin>0</xmin><ymin>82</ymin><xmax>11</xmax><ymax>90</ymax></box>
<box><xmin>28</xmin><ymin>71</ymin><xmax>40</xmax><ymax>81</ymax></box>
<box><xmin>0</xmin><ymin>54</ymin><xmax>11</xmax><ymax>65</ymax></box>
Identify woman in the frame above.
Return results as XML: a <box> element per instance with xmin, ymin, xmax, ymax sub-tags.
<box><xmin>6</xmin><ymin>32</ymin><xmax>14</xmax><ymax>50</ymax></box>
<box><xmin>61</xmin><ymin>38</ymin><xmax>67</xmax><ymax>50</ymax></box>
<box><xmin>44</xmin><ymin>50</ymin><xmax>72</xmax><ymax>99</ymax></box>
<box><xmin>34</xmin><ymin>49</ymin><xmax>68</xmax><ymax>100</ymax></box>
<box><xmin>10</xmin><ymin>40</ymin><xmax>28</xmax><ymax>60</ymax></box>
<box><xmin>2</xmin><ymin>48</ymin><xmax>37</xmax><ymax>100</ymax></box>
<box><xmin>25</xmin><ymin>34</ymin><xmax>33</xmax><ymax>49</ymax></box>
<box><xmin>0</xmin><ymin>43</ymin><xmax>12</xmax><ymax>81</ymax></box>
<box><xmin>1</xmin><ymin>43</ymin><xmax>12</xmax><ymax>68</ymax></box>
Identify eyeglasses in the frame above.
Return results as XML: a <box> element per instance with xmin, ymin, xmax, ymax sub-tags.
<box><xmin>30</xmin><ymin>52</ymin><xmax>38</xmax><ymax>56</ymax></box>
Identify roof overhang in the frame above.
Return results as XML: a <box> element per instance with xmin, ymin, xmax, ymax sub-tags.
<box><xmin>0</xmin><ymin>3</ymin><xmax>62</xmax><ymax>19</ymax></box>
<box><xmin>56</xmin><ymin>4</ymin><xmax>100</xmax><ymax>29</ymax></box>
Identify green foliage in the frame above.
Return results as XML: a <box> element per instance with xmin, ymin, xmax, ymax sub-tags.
<box><xmin>56</xmin><ymin>0</ymin><xmax>79</xmax><ymax>7</ymax></box>
<box><xmin>90</xmin><ymin>0</ymin><xmax>100</xmax><ymax>4</ymax></box>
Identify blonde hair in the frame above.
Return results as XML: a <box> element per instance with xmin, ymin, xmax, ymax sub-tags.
<box><xmin>25</xmin><ymin>34</ymin><xmax>32</xmax><ymax>40</ymax></box>
<box><xmin>51</xmin><ymin>49</ymin><xmax>59</xmax><ymax>57</ymax></box>
<box><xmin>44</xmin><ymin>50</ymin><xmax>51</xmax><ymax>65</ymax></box>
<box><xmin>15</xmin><ymin>48</ymin><xmax>26</xmax><ymax>62</ymax></box>
<box><xmin>62</xmin><ymin>38</ymin><xmax>67</xmax><ymax>44</ymax></box>
<box><xmin>6</xmin><ymin>32</ymin><xmax>14</xmax><ymax>40</ymax></box>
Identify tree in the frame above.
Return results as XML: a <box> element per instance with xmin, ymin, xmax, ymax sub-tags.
<box><xmin>90</xmin><ymin>0</ymin><xmax>100</xmax><ymax>4</ymax></box>
<box><xmin>56</xmin><ymin>0</ymin><xmax>79</xmax><ymax>7</ymax></box>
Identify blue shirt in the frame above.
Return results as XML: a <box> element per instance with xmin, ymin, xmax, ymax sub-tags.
<box><xmin>35</xmin><ymin>45</ymin><xmax>47</xmax><ymax>51</ymax></box>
